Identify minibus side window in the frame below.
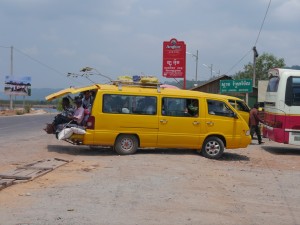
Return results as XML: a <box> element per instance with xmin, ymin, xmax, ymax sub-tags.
<box><xmin>103</xmin><ymin>94</ymin><xmax>157</xmax><ymax>115</ymax></box>
<box><xmin>207</xmin><ymin>100</ymin><xmax>235</xmax><ymax>117</ymax></box>
<box><xmin>236</xmin><ymin>100</ymin><xmax>250</xmax><ymax>112</ymax></box>
<box><xmin>162</xmin><ymin>97</ymin><xmax>199</xmax><ymax>117</ymax></box>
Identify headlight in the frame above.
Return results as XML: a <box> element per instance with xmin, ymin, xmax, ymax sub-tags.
<box><xmin>245</xmin><ymin>130</ymin><xmax>250</xmax><ymax>136</ymax></box>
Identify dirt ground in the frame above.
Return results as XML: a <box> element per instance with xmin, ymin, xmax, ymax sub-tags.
<box><xmin>0</xmin><ymin>117</ymin><xmax>299</xmax><ymax>225</ymax></box>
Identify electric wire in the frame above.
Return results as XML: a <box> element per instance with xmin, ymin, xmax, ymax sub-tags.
<box><xmin>254</xmin><ymin>0</ymin><xmax>272</xmax><ymax>46</ymax></box>
<box><xmin>1</xmin><ymin>45</ymin><xmax>84</xmax><ymax>86</ymax></box>
<box><xmin>225</xmin><ymin>0</ymin><xmax>272</xmax><ymax>76</ymax></box>
<box><xmin>225</xmin><ymin>49</ymin><xmax>252</xmax><ymax>75</ymax></box>
<box><xmin>13</xmin><ymin>47</ymin><xmax>65</xmax><ymax>77</ymax></box>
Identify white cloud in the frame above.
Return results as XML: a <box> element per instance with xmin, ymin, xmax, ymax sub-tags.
<box><xmin>55</xmin><ymin>48</ymin><xmax>76</xmax><ymax>57</ymax></box>
<box><xmin>271</xmin><ymin>0</ymin><xmax>300</xmax><ymax>22</ymax></box>
<box><xmin>0</xmin><ymin>0</ymin><xmax>299</xmax><ymax>89</ymax></box>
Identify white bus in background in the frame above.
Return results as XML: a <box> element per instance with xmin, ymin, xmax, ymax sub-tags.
<box><xmin>263</xmin><ymin>68</ymin><xmax>300</xmax><ymax>145</ymax></box>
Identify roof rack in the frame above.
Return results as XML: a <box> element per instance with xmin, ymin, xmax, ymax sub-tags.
<box><xmin>112</xmin><ymin>80</ymin><xmax>161</xmax><ymax>92</ymax></box>
<box><xmin>112</xmin><ymin>75</ymin><xmax>162</xmax><ymax>92</ymax></box>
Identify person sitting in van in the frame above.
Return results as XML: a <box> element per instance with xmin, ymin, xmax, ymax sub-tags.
<box><xmin>44</xmin><ymin>97</ymin><xmax>75</xmax><ymax>134</ymax></box>
<box><xmin>103</xmin><ymin>94</ymin><xmax>113</xmax><ymax>113</ymax></box>
<box><xmin>81</xmin><ymin>91</ymin><xmax>94</xmax><ymax>125</ymax></box>
<box><xmin>71</xmin><ymin>97</ymin><xmax>85</xmax><ymax>126</ymax></box>
<box><xmin>187</xmin><ymin>100</ymin><xmax>199</xmax><ymax>117</ymax></box>
<box><xmin>82</xmin><ymin>90</ymin><xmax>94</xmax><ymax>111</ymax></box>
<box><xmin>145</xmin><ymin>97</ymin><xmax>156</xmax><ymax>115</ymax></box>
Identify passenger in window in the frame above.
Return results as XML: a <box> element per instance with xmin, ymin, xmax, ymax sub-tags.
<box><xmin>121</xmin><ymin>98</ymin><xmax>130</xmax><ymax>113</ymax></box>
<box><xmin>187</xmin><ymin>100</ymin><xmax>199</xmax><ymax>117</ymax></box>
<box><xmin>112</xmin><ymin>96</ymin><xmax>123</xmax><ymax>113</ymax></box>
<box><xmin>208</xmin><ymin>101</ymin><xmax>217</xmax><ymax>115</ymax></box>
<box><xmin>81</xmin><ymin>90</ymin><xmax>94</xmax><ymax>125</ymax></box>
<box><xmin>136</xmin><ymin>98</ymin><xmax>146</xmax><ymax>113</ymax></box>
<box><xmin>82</xmin><ymin>91</ymin><xmax>93</xmax><ymax>110</ymax></box>
<box><xmin>145</xmin><ymin>97</ymin><xmax>156</xmax><ymax>114</ymax></box>
<box><xmin>103</xmin><ymin>95</ymin><xmax>113</xmax><ymax>112</ymax></box>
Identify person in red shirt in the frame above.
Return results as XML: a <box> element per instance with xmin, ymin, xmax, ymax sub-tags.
<box><xmin>249</xmin><ymin>103</ymin><xmax>264</xmax><ymax>144</ymax></box>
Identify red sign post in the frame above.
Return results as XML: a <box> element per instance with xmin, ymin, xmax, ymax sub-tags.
<box><xmin>162</xmin><ymin>38</ymin><xmax>186</xmax><ymax>89</ymax></box>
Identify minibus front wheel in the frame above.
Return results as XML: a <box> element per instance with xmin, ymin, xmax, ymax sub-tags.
<box><xmin>201</xmin><ymin>136</ymin><xmax>224</xmax><ymax>159</ymax></box>
<box><xmin>114</xmin><ymin>134</ymin><xmax>139</xmax><ymax>155</ymax></box>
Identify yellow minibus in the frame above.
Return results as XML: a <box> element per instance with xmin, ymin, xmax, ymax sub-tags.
<box><xmin>46</xmin><ymin>83</ymin><xmax>251</xmax><ymax>159</ymax></box>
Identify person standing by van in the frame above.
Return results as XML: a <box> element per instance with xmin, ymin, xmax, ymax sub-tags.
<box><xmin>249</xmin><ymin>103</ymin><xmax>264</xmax><ymax>144</ymax></box>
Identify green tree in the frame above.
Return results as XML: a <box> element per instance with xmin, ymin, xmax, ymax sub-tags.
<box><xmin>234</xmin><ymin>53</ymin><xmax>285</xmax><ymax>86</ymax></box>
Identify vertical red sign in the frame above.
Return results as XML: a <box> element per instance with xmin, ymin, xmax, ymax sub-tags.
<box><xmin>162</xmin><ymin>38</ymin><xmax>186</xmax><ymax>78</ymax></box>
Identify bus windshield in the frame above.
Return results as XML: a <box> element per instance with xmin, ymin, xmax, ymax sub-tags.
<box><xmin>267</xmin><ymin>76</ymin><xmax>279</xmax><ymax>92</ymax></box>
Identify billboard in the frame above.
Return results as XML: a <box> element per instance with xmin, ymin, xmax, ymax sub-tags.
<box><xmin>162</xmin><ymin>38</ymin><xmax>186</xmax><ymax>78</ymax></box>
<box><xmin>4</xmin><ymin>76</ymin><xmax>32</xmax><ymax>96</ymax></box>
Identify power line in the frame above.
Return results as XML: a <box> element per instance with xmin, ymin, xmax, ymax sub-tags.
<box><xmin>1</xmin><ymin>45</ymin><xmax>84</xmax><ymax>85</ymax></box>
<box><xmin>225</xmin><ymin>49</ymin><xmax>252</xmax><ymax>75</ymax></box>
<box><xmin>254</xmin><ymin>0</ymin><xmax>272</xmax><ymax>46</ymax></box>
<box><xmin>13</xmin><ymin>47</ymin><xmax>66</xmax><ymax>77</ymax></box>
<box><xmin>225</xmin><ymin>0</ymin><xmax>272</xmax><ymax>76</ymax></box>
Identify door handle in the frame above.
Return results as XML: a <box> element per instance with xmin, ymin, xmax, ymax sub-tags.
<box><xmin>193</xmin><ymin>121</ymin><xmax>200</xmax><ymax>125</ymax></box>
<box><xmin>206</xmin><ymin>121</ymin><xmax>214</xmax><ymax>125</ymax></box>
<box><xmin>160</xmin><ymin>119</ymin><xmax>168</xmax><ymax>124</ymax></box>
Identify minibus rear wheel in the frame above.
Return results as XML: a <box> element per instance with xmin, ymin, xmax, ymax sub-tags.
<box><xmin>201</xmin><ymin>136</ymin><xmax>224</xmax><ymax>159</ymax></box>
<box><xmin>114</xmin><ymin>134</ymin><xmax>138</xmax><ymax>155</ymax></box>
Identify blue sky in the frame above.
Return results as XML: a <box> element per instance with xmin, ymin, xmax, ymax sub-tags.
<box><xmin>0</xmin><ymin>0</ymin><xmax>299</xmax><ymax>90</ymax></box>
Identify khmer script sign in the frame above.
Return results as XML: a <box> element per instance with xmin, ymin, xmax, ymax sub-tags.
<box><xmin>220</xmin><ymin>79</ymin><xmax>253</xmax><ymax>93</ymax></box>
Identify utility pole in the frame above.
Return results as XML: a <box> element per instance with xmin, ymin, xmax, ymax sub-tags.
<box><xmin>10</xmin><ymin>46</ymin><xmax>13</xmax><ymax>110</ymax></box>
<box><xmin>253</xmin><ymin>46</ymin><xmax>259</xmax><ymax>87</ymax></box>
<box><xmin>195</xmin><ymin>50</ymin><xmax>199</xmax><ymax>83</ymax></box>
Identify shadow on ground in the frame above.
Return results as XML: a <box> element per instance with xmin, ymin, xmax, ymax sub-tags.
<box><xmin>47</xmin><ymin>145</ymin><xmax>249</xmax><ymax>161</ymax></box>
<box><xmin>48</xmin><ymin>145</ymin><xmax>115</xmax><ymax>156</ymax></box>
<box><xmin>219</xmin><ymin>152</ymin><xmax>249</xmax><ymax>161</ymax></box>
<box><xmin>262</xmin><ymin>146</ymin><xmax>300</xmax><ymax>155</ymax></box>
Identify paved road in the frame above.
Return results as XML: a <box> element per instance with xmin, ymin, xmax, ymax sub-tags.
<box><xmin>0</xmin><ymin>114</ymin><xmax>55</xmax><ymax>167</ymax></box>
<box><xmin>0</xmin><ymin>114</ymin><xmax>53</xmax><ymax>142</ymax></box>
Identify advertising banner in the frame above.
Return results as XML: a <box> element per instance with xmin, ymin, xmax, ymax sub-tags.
<box><xmin>4</xmin><ymin>76</ymin><xmax>32</xmax><ymax>96</ymax></box>
<box><xmin>162</xmin><ymin>38</ymin><xmax>186</xmax><ymax>78</ymax></box>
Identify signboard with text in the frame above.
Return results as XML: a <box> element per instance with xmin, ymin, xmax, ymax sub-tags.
<box><xmin>162</xmin><ymin>38</ymin><xmax>186</xmax><ymax>78</ymax></box>
<box><xmin>220</xmin><ymin>79</ymin><xmax>253</xmax><ymax>93</ymax></box>
<box><xmin>4</xmin><ymin>76</ymin><xmax>32</xmax><ymax>96</ymax></box>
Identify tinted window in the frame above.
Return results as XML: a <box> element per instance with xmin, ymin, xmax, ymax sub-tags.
<box><xmin>162</xmin><ymin>97</ymin><xmax>199</xmax><ymax>117</ymax></box>
<box><xmin>285</xmin><ymin>77</ymin><xmax>300</xmax><ymax>106</ymax></box>
<box><xmin>207</xmin><ymin>100</ymin><xmax>235</xmax><ymax>117</ymax></box>
<box><xmin>236</xmin><ymin>100</ymin><xmax>250</xmax><ymax>112</ymax></box>
<box><xmin>103</xmin><ymin>94</ymin><xmax>157</xmax><ymax>115</ymax></box>
<box><xmin>228</xmin><ymin>99</ymin><xmax>250</xmax><ymax>112</ymax></box>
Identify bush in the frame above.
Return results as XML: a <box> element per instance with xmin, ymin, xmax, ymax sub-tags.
<box><xmin>16</xmin><ymin>110</ymin><xmax>25</xmax><ymax>115</ymax></box>
<box><xmin>24</xmin><ymin>104</ymin><xmax>32</xmax><ymax>113</ymax></box>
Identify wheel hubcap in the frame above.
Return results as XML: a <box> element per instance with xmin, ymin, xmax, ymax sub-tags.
<box><xmin>121</xmin><ymin>138</ymin><xmax>133</xmax><ymax>151</ymax></box>
<box><xmin>205</xmin><ymin>141</ymin><xmax>220</xmax><ymax>156</ymax></box>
